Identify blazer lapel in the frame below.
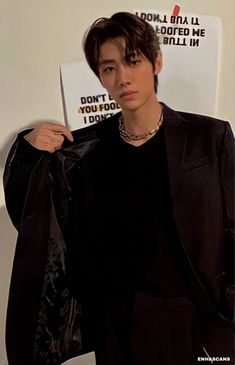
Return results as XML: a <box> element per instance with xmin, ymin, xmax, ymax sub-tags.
<box><xmin>162</xmin><ymin>104</ymin><xmax>217</xmax><ymax>314</ymax></box>
<box><xmin>163</xmin><ymin>104</ymin><xmax>188</xmax><ymax>203</ymax></box>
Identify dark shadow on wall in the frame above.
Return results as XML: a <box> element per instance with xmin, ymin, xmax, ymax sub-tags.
<box><xmin>0</xmin><ymin>123</ymin><xmax>33</xmax><ymax>169</ymax></box>
<box><xmin>0</xmin><ymin>132</ymin><xmax>17</xmax><ymax>169</ymax></box>
<box><xmin>0</xmin><ymin>204</ymin><xmax>16</xmax><ymax>255</ymax></box>
<box><xmin>0</xmin><ymin>204</ymin><xmax>17</xmax><ymax>365</ymax></box>
<box><xmin>0</xmin><ymin>203</ymin><xmax>17</xmax><ymax>304</ymax></box>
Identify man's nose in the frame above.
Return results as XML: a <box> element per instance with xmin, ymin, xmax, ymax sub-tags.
<box><xmin>117</xmin><ymin>64</ymin><xmax>131</xmax><ymax>86</ymax></box>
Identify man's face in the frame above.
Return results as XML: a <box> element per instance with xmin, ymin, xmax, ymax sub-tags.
<box><xmin>98</xmin><ymin>37</ymin><xmax>162</xmax><ymax>113</ymax></box>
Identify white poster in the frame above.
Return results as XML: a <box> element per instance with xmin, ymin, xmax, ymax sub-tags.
<box><xmin>61</xmin><ymin>10</ymin><xmax>221</xmax><ymax>131</ymax></box>
<box><xmin>61</xmin><ymin>61</ymin><xmax>120</xmax><ymax>131</ymax></box>
<box><xmin>61</xmin><ymin>351</ymin><xmax>96</xmax><ymax>365</ymax></box>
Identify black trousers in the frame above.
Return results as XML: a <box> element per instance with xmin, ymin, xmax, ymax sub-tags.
<box><xmin>81</xmin><ymin>293</ymin><xmax>234</xmax><ymax>365</ymax></box>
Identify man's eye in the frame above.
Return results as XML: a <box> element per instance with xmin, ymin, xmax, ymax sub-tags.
<box><xmin>130</xmin><ymin>59</ymin><xmax>141</xmax><ymax>65</ymax></box>
<box><xmin>103</xmin><ymin>66</ymin><xmax>115</xmax><ymax>73</ymax></box>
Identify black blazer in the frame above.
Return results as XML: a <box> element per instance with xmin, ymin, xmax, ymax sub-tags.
<box><xmin>4</xmin><ymin>104</ymin><xmax>234</xmax><ymax>364</ymax></box>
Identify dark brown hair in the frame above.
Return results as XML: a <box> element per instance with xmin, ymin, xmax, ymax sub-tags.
<box><xmin>83</xmin><ymin>12</ymin><xmax>160</xmax><ymax>92</ymax></box>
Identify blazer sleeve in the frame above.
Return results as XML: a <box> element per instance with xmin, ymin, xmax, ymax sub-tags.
<box><xmin>218</xmin><ymin>122</ymin><xmax>235</xmax><ymax>309</ymax></box>
<box><xmin>3</xmin><ymin>132</ymin><xmax>44</xmax><ymax>230</ymax></box>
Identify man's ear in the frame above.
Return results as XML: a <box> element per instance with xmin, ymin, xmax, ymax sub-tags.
<box><xmin>154</xmin><ymin>51</ymin><xmax>163</xmax><ymax>75</ymax></box>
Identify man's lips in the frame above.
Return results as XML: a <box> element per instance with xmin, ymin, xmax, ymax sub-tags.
<box><xmin>119</xmin><ymin>91</ymin><xmax>138</xmax><ymax>98</ymax></box>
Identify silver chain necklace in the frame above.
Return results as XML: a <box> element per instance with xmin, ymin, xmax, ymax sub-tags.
<box><xmin>119</xmin><ymin>106</ymin><xmax>163</xmax><ymax>142</ymax></box>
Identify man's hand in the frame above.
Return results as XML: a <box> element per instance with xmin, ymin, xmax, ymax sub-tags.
<box><xmin>24</xmin><ymin>122</ymin><xmax>74</xmax><ymax>153</ymax></box>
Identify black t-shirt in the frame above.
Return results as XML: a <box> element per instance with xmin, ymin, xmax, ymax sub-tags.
<box><xmin>70</xmin><ymin>124</ymin><xmax>187</xmax><ymax>297</ymax></box>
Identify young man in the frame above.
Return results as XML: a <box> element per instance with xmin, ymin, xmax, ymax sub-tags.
<box><xmin>4</xmin><ymin>12</ymin><xmax>234</xmax><ymax>365</ymax></box>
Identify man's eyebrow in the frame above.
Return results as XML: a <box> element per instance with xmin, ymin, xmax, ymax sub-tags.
<box><xmin>99</xmin><ymin>59</ymin><xmax>116</xmax><ymax>66</ymax></box>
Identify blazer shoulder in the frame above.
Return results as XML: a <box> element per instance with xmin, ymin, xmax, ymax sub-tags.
<box><xmin>70</xmin><ymin>112</ymin><xmax>120</xmax><ymax>142</ymax></box>
<box><xmin>163</xmin><ymin>103</ymin><xmax>230</xmax><ymax>131</ymax></box>
<box><xmin>177</xmin><ymin>110</ymin><xmax>230</xmax><ymax>131</ymax></box>
<box><xmin>163</xmin><ymin>104</ymin><xmax>234</xmax><ymax>154</ymax></box>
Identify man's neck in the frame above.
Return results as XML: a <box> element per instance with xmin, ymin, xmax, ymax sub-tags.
<box><xmin>121</xmin><ymin>98</ymin><xmax>162</xmax><ymax>134</ymax></box>
<box><xmin>120</xmin><ymin>98</ymin><xmax>163</xmax><ymax>146</ymax></box>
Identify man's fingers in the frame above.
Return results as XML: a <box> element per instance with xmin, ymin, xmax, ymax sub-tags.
<box><xmin>24</xmin><ymin>121</ymin><xmax>74</xmax><ymax>152</ymax></box>
<box><xmin>47</xmin><ymin>124</ymin><xmax>74</xmax><ymax>142</ymax></box>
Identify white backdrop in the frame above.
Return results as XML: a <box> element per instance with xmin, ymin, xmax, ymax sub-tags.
<box><xmin>61</xmin><ymin>11</ymin><xmax>221</xmax><ymax>131</ymax></box>
<box><xmin>0</xmin><ymin>1</ymin><xmax>234</xmax><ymax>364</ymax></box>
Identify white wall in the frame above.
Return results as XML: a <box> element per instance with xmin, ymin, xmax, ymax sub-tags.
<box><xmin>0</xmin><ymin>0</ymin><xmax>234</xmax><ymax>363</ymax></box>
